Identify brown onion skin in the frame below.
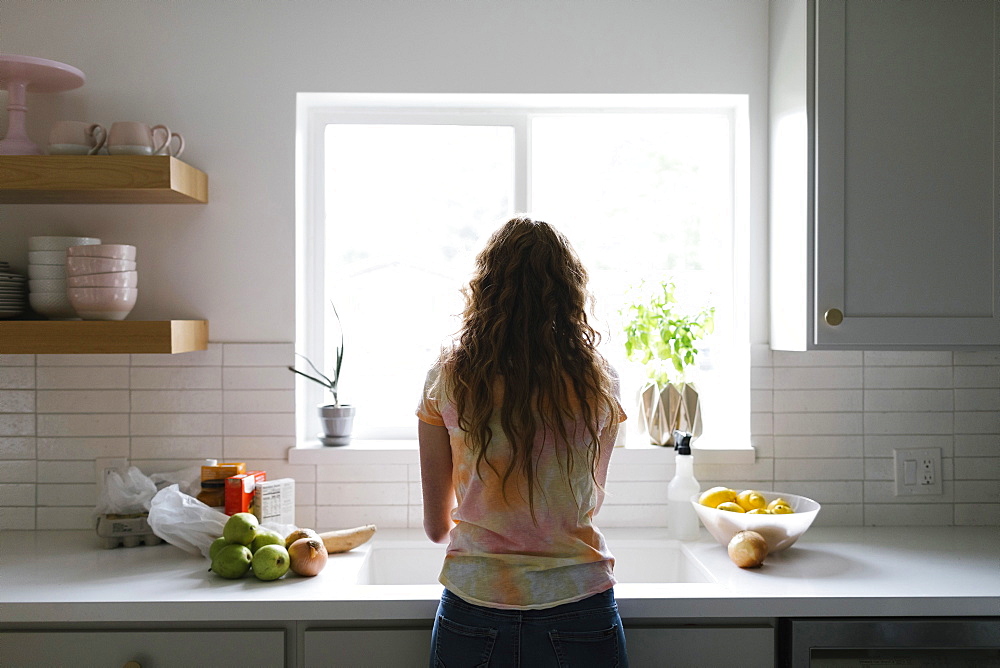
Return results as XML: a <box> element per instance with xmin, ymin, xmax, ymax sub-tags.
<box><xmin>727</xmin><ymin>530</ymin><xmax>768</xmax><ymax>568</ymax></box>
<box><xmin>288</xmin><ymin>537</ymin><xmax>328</xmax><ymax>576</ymax></box>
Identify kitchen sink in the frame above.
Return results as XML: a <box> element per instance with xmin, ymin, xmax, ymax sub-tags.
<box><xmin>356</xmin><ymin>540</ymin><xmax>714</xmax><ymax>585</ymax></box>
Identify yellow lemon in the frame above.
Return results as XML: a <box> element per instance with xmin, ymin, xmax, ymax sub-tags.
<box><xmin>770</xmin><ymin>503</ymin><xmax>794</xmax><ymax>514</ymax></box>
<box><xmin>736</xmin><ymin>489</ymin><xmax>767</xmax><ymax>511</ymax></box>
<box><xmin>747</xmin><ymin>508</ymin><xmax>770</xmax><ymax>514</ymax></box>
<box><xmin>716</xmin><ymin>501</ymin><xmax>746</xmax><ymax>513</ymax></box>
<box><xmin>767</xmin><ymin>497</ymin><xmax>791</xmax><ymax>511</ymax></box>
<box><xmin>698</xmin><ymin>486</ymin><xmax>738</xmax><ymax>508</ymax></box>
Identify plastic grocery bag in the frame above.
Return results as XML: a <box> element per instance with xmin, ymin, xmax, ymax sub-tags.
<box><xmin>95</xmin><ymin>466</ymin><xmax>158</xmax><ymax>515</ymax></box>
<box><xmin>147</xmin><ymin>484</ymin><xmax>227</xmax><ymax>558</ymax></box>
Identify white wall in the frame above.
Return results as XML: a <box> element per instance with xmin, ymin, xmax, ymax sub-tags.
<box><xmin>0</xmin><ymin>0</ymin><xmax>770</xmax><ymax>343</ymax></box>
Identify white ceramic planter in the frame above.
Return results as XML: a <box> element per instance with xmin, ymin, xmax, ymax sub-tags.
<box><xmin>318</xmin><ymin>404</ymin><xmax>355</xmax><ymax>446</ymax></box>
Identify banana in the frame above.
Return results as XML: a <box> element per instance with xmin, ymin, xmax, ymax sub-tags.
<box><xmin>318</xmin><ymin>524</ymin><xmax>377</xmax><ymax>553</ymax></box>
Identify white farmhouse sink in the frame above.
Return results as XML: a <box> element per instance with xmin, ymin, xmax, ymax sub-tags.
<box><xmin>356</xmin><ymin>540</ymin><xmax>714</xmax><ymax>585</ymax></box>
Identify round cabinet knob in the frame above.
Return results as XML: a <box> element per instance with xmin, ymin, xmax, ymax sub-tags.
<box><xmin>824</xmin><ymin>308</ymin><xmax>844</xmax><ymax>326</ymax></box>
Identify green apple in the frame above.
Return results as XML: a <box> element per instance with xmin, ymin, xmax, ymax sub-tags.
<box><xmin>211</xmin><ymin>544</ymin><xmax>252</xmax><ymax>579</ymax></box>
<box><xmin>209</xmin><ymin>536</ymin><xmax>228</xmax><ymax>561</ymax></box>
<box><xmin>250</xmin><ymin>528</ymin><xmax>284</xmax><ymax>554</ymax></box>
<box><xmin>223</xmin><ymin>512</ymin><xmax>259</xmax><ymax>546</ymax></box>
<box><xmin>251</xmin><ymin>544</ymin><xmax>291</xmax><ymax>581</ymax></box>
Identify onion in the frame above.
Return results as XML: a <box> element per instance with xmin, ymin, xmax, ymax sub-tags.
<box><xmin>728</xmin><ymin>530</ymin><xmax>768</xmax><ymax>568</ymax></box>
<box><xmin>288</xmin><ymin>537</ymin><xmax>328</xmax><ymax>576</ymax></box>
<box><xmin>284</xmin><ymin>527</ymin><xmax>319</xmax><ymax>549</ymax></box>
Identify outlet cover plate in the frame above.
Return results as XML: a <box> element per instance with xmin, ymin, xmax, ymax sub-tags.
<box><xmin>893</xmin><ymin>447</ymin><xmax>943</xmax><ymax>496</ymax></box>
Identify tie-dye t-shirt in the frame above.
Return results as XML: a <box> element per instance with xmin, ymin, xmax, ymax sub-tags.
<box><xmin>416</xmin><ymin>359</ymin><xmax>626</xmax><ymax>610</ymax></box>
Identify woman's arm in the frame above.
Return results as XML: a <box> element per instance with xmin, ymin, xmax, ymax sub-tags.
<box><xmin>418</xmin><ymin>420</ymin><xmax>456</xmax><ymax>543</ymax></box>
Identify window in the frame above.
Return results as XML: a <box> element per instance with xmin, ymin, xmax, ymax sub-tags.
<box><xmin>297</xmin><ymin>94</ymin><xmax>749</xmax><ymax>449</ymax></box>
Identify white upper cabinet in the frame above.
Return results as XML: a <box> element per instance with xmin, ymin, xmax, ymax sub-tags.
<box><xmin>769</xmin><ymin>0</ymin><xmax>1000</xmax><ymax>350</ymax></box>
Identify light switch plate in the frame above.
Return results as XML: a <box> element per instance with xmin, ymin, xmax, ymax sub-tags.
<box><xmin>95</xmin><ymin>457</ymin><xmax>129</xmax><ymax>502</ymax></box>
<box><xmin>893</xmin><ymin>447</ymin><xmax>942</xmax><ymax>496</ymax></box>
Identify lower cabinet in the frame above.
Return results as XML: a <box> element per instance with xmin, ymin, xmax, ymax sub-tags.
<box><xmin>304</xmin><ymin>627</ymin><xmax>432</xmax><ymax>667</ymax></box>
<box><xmin>0</xmin><ymin>629</ymin><xmax>286</xmax><ymax>667</ymax></box>
<box><xmin>624</xmin><ymin>624</ymin><xmax>775</xmax><ymax>667</ymax></box>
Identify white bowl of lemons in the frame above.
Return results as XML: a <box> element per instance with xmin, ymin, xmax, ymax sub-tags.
<box><xmin>691</xmin><ymin>488</ymin><xmax>821</xmax><ymax>552</ymax></box>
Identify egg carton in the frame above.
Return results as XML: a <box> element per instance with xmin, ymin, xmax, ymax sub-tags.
<box><xmin>95</xmin><ymin>512</ymin><xmax>164</xmax><ymax>549</ymax></box>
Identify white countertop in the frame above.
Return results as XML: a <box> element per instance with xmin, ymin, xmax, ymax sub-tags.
<box><xmin>1</xmin><ymin>527</ymin><xmax>997</xmax><ymax>625</ymax></box>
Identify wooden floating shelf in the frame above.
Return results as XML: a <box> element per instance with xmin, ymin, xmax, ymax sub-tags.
<box><xmin>0</xmin><ymin>319</ymin><xmax>208</xmax><ymax>354</ymax></box>
<box><xmin>0</xmin><ymin>156</ymin><xmax>208</xmax><ymax>203</ymax></box>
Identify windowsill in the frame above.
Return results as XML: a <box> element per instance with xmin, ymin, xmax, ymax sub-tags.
<box><xmin>287</xmin><ymin>436</ymin><xmax>755</xmax><ymax>466</ymax></box>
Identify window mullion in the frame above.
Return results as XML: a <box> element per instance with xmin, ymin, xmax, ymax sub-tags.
<box><xmin>514</xmin><ymin>114</ymin><xmax>530</xmax><ymax>212</ymax></box>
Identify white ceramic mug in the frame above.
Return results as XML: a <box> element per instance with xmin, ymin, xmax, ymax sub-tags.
<box><xmin>48</xmin><ymin>121</ymin><xmax>107</xmax><ymax>155</ymax></box>
<box><xmin>108</xmin><ymin>122</ymin><xmax>171</xmax><ymax>156</ymax></box>
<box><xmin>151</xmin><ymin>126</ymin><xmax>185</xmax><ymax>158</ymax></box>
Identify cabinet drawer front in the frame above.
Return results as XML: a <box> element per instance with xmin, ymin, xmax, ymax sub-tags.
<box><xmin>624</xmin><ymin>626</ymin><xmax>774</xmax><ymax>667</ymax></box>
<box><xmin>304</xmin><ymin>628</ymin><xmax>431</xmax><ymax>668</ymax></box>
<box><xmin>0</xmin><ymin>629</ymin><xmax>285</xmax><ymax>667</ymax></box>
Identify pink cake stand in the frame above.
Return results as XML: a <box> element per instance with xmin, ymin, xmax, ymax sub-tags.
<box><xmin>0</xmin><ymin>54</ymin><xmax>85</xmax><ymax>155</ymax></box>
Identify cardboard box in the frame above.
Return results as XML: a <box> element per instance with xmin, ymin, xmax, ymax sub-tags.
<box><xmin>196</xmin><ymin>462</ymin><xmax>246</xmax><ymax>508</ymax></box>
<box><xmin>224</xmin><ymin>471</ymin><xmax>266</xmax><ymax>515</ymax></box>
<box><xmin>253</xmin><ymin>478</ymin><xmax>295</xmax><ymax>526</ymax></box>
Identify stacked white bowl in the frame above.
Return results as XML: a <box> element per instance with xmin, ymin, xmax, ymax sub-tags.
<box><xmin>66</xmin><ymin>244</ymin><xmax>138</xmax><ymax>320</ymax></box>
<box><xmin>28</xmin><ymin>236</ymin><xmax>101</xmax><ymax>319</ymax></box>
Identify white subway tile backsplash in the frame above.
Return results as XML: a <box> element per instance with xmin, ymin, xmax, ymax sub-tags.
<box><xmin>0</xmin><ymin>483</ymin><xmax>35</xmax><ymax>505</ymax></box>
<box><xmin>131</xmin><ymin>343</ymin><xmax>223</xmax><ymax>367</ymax></box>
<box><xmin>0</xmin><ymin>414</ymin><xmax>35</xmax><ymax>436</ymax></box>
<box><xmin>37</xmin><ymin>366</ymin><xmax>129</xmax><ymax>390</ymax></box>
<box><xmin>0</xmin><ymin>341</ymin><xmax>996</xmax><ymax>530</ymax></box>
<box><xmin>863</xmin><ymin>366</ymin><xmax>953</xmax><ymax>389</ymax></box>
<box><xmin>0</xmin><ymin>460</ymin><xmax>36</xmax><ymax>483</ymax></box>
<box><xmin>0</xmin><ymin>390</ymin><xmax>35</xmax><ymax>412</ymax></box>
<box><xmin>223</xmin><ymin>412</ymin><xmax>294</xmax><ymax>437</ymax></box>
<box><xmin>223</xmin><ymin>343</ymin><xmax>295</xmax><ymax>367</ymax></box>
<box><xmin>36</xmin><ymin>390</ymin><xmax>130</xmax><ymax>414</ymax></box>
<box><xmin>37</xmin><ymin>460</ymin><xmax>94</xmax><ymax>483</ymax></box>
<box><xmin>37</xmin><ymin>483</ymin><xmax>96</xmax><ymax>507</ymax></box>
<box><xmin>223</xmin><ymin>366</ymin><xmax>294</xmax><ymax>391</ymax></box>
<box><xmin>0</xmin><ymin>506</ymin><xmax>35</xmax><ymax>530</ymax></box>
<box><xmin>131</xmin><ymin>390</ymin><xmax>223</xmax><ymax>413</ymax></box>
<box><xmin>36</xmin><ymin>437</ymin><xmax>129</xmax><ymax>460</ymax></box>
<box><xmin>223</xmin><ymin>390</ymin><xmax>295</xmax><ymax>413</ymax></box>
<box><xmin>774</xmin><ymin>389</ymin><xmax>862</xmax><ymax>413</ymax></box>
<box><xmin>38</xmin><ymin>354</ymin><xmax>130</xmax><ymax>366</ymax></box>
<box><xmin>37</xmin><ymin>413</ymin><xmax>130</xmax><ymax>438</ymax></box>
<box><xmin>131</xmin><ymin>436</ymin><xmax>224</xmax><ymax>460</ymax></box>
<box><xmin>130</xmin><ymin>366</ymin><xmax>222</xmax><ymax>390</ymax></box>
<box><xmin>0</xmin><ymin>367</ymin><xmax>35</xmax><ymax>389</ymax></box>
<box><xmin>0</xmin><ymin>355</ymin><xmax>34</xmax><ymax>367</ymax></box>
<box><xmin>863</xmin><ymin>351</ymin><xmax>952</xmax><ymax>366</ymax></box>
<box><xmin>0</xmin><ymin>436</ymin><xmax>35</xmax><ymax>459</ymax></box>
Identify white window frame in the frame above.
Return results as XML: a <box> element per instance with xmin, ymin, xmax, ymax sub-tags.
<box><xmin>295</xmin><ymin>93</ymin><xmax>752</xmax><ymax>462</ymax></box>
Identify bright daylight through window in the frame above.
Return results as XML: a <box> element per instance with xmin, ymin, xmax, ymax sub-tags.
<box><xmin>298</xmin><ymin>94</ymin><xmax>749</xmax><ymax>449</ymax></box>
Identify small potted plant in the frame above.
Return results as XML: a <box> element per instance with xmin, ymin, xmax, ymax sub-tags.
<box><xmin>622</xmin><ymin>279</ymin><xmax>714</xmax><ymax>446</ymax></box>
<box><xmin>288</xmin><ymin>302</ymin><xmax>355</xmax><ymax>446</ymax></box>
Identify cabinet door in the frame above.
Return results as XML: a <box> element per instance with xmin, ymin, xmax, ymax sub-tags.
<box><xmin>624</xmin><ymin>625</ymin><xmax>774</xmax><ymax>667</ymax></box>
<box><xmin>0</xmin><ymin>629</ymin><xmax>285</xmax><ymax>667</ymax></box>
<box><xmin>812</xmin><ymin>0</ymin><xmax>999</xmax><ymax>348</ymax></box>
<box><xmin>304</xmin><ymin>628</ymin><xmax>430</xmax><ymax>668</ymax></box>
<box><xmin>772</xmin><ymin>0</ymin><xmax>1000</xmax><ymax>350</ymax></box>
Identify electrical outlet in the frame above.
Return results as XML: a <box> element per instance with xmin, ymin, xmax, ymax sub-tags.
<box><xmin>893</xmin><ymin>448</ymin><xmax>942</xmax><ymax>496</ymax></box>
<box><xmin>95</xmin><ymin>457</ymin><xmax>129</xmax><ymax>501</ymax></box>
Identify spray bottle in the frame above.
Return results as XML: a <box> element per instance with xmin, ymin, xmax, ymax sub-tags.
<box><xmin>667</xmin><ymin>430</ymin><xmax>701</xmax><ymax>540</ymax></box>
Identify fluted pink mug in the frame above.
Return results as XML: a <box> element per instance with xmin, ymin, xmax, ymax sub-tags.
<box><xmin>151</xmin><ymin>126</ymin><xmax>184</xmax><ymax>158</ymax></box>
<box><xmin>108</xmin><ymin>122</ymin><xmax>172</xmax><ymax>156</ymax></box>
<box><xmin>48</xmin><ymin>121</ymin><xmax>107</xmax><ymax>155</ymax></box>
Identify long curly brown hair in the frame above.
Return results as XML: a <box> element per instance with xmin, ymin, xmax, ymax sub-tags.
<box><xmin>441</xmin><ymin>216</ymin><xmax>621</xmax><ymax>516</ymax></box>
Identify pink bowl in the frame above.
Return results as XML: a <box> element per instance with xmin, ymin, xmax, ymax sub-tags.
<box><xmin>67</xmin><ymin>287</ymin><xmax>137</xmax><ymax>321</ymax></box>
<box><xmin>68</xmin><ymin>270</ymin><xmax>138</xmax><ymax>288</ymax></box>
<box><xmin>66</xmin><ymin>256</ymin><xmax>136</xmax><ymax>276</ymax></box>
<box><xmin>67</xmin><ymin>244</ymin><xmax>137</xmax><ymax>261</ymax></box>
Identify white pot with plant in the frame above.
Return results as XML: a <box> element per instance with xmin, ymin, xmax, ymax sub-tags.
<box><xmin>289</xmin><ymin>303</ymin><xmax>355</xmax><ymax>446</ymax></box>
<box><xmin>622</xmin><ymin>279</ymin><xmax>714</xmax><ymax>447</ymax></box>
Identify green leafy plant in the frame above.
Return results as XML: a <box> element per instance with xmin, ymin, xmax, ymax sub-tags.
<box><xmin>288</xmin><ymin>301</ymin><xmax>344</xmax><ymax>406</ymax></box>
<box><xmin>622</xmin><ymin>280</ymin><xmax>715</xmax><ymax>387</ymax></box>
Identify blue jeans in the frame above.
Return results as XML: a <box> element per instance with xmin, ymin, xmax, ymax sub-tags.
<box><xmin>430</xmin><ymin>588</ymin><xmax>629</xmax><ymax>667</ymax></box>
